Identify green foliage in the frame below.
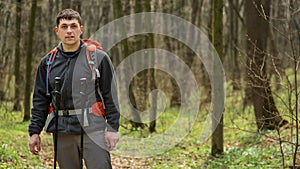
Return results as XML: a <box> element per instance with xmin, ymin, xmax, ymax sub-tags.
<box><xmin>0</xmin><ymin>92</ymin><xmax>298</xmax><ymax>168</ymax></box>
<box><xmin>0</xmin><ymin>113</ymin><xmax>53</xmax><ymax>169</ymax></box>
<box><xmin>114</xmin><ymin>101</ymin><xmax>294</xmax><ymax>168</ymax></box>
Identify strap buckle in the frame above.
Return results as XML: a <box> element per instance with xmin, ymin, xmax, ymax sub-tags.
<box><xmin>62</xmin><ymin>110</ymin><xmax>69</xmax><ymax>116</ymax></box>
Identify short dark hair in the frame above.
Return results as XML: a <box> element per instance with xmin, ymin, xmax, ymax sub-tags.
<box><xmin>56</xmin><ymin>9</ymin><xmax>82</xmax><ymax>26</ymax></box>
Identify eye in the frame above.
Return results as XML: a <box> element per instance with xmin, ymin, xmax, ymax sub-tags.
<box><xmin>71</xmin><ymin>25</ymin><xmax>78</xmax><ymax>29</ymax></box>
<box><xmin>61</xmin><ymin>25</ymin><xmax>67</xmax><ymax>29</ymax></box>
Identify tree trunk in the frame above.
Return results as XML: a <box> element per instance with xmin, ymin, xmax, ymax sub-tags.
<box><xmin>161</xmin><ymin>1</ymin><xmax>181</xmax><ymax>108</ymax></box>
<box><xmin>48</xmin><ymin>0</ymin><xmax>54</xmax><ymax>48</ymax></box>
<box><xmin>125</xmin><ymin>0</ymin><xmax>149</xmax><ymax>129</ymax></box>
<box><xmin>23</xmin><ymin>0</ymin><xmax>37</xmax><ymax>121</ymax></box>
<box><xmin>62</xmin><ymin>0</ymin><xmax>71</xmax><ymax>10</ymax></box>
<box><xmin>0</xmin><ymin>6</ymin><xmax>11</xmax><ymax>102</ymax></box>
<box><xmin>55</xmin><ymin>0</ymin><xmax>59</xmax><ymax>12</ymax></box>
<box><xmin>144</xmin><ymin>0</ymin><xmax>157</xmax><ymax>133</ymax></box>
<box><xmin>211</xmin><ymin>0</ymin><xmax>224</xmax><ymax>156</ymax></box>
<box><xmin>229</xmin><ymin>0</ymin><xmax>241</xmax><ymax>90</ymax></box>
<box><xmin>13</xmin><ymin>0</ymin><xmax>22</xmax><ymax>111</ymax></box>
<box><xmin>73</xmin><ymin>0</ymin><xmax>81</xmax><ymax>14</ymax></box>
<box><xmin>245</xmin><ymin>0</ymin><xmax>287</xmax><ymax>130</ymax></box>
<box><xmin>201</xmin><ymin>0</ymin><xmax>213</xmax><ymax>104</ymax></box>
<box><xmin>133</xmin><ymin>0</ymin><xmax>149</xmax><ymax>113</ymax></box>
<box><xmin>113</xmin><ymin>0</ymin><xmax>144</xmax><ymax>129</ymax></box>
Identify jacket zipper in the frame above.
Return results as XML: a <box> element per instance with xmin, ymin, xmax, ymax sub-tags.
<box><xmin>62</xmin><ymin>57</ymin><xmax>71</xmax><ymax>109</ymax></box>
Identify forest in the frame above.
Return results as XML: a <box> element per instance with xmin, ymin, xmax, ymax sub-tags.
<box><xmin>0</xmin><ymin>0</ymin><xmax>299</xmax><ymax>168</ymax></box>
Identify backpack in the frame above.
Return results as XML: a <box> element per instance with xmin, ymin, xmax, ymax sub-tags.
<box><xmin>46</xmin><ymin>39</ymin><xmax>106</xmax><ymax>116</ymax></box>
<box><xmin>46</xmin><ymin>39</ymin><xmax>103</xmax><ymax>96</ymax></box>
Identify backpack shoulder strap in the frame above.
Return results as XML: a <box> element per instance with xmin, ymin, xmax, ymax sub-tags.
<box><xmin>82</xmin><ymin>39</ymin><xmax>106</xmax><ymax>109</ymax></box>
<box><xmin>46</xmin><ymin>47</ymin><xmax>58</xmax><ymax>96</ymax></box>
<box><xmin>45</xmin><ymin>40</ymin><xmax>103</xmax><ymax>96</ymax></box>
<box><xmin>83</xmin><ymin>39</ymin><xmax>103</xmax><ymax>80</ymax></box>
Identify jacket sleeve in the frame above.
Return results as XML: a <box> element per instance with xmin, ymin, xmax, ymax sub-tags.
<box><xmin>28</xmin><ymin>57</ymin><xmax>51</xmax><ymax>136</ymax></box>
<box><xmin>98</xmin><ymin>53</ymin><xmax>120</xmax><ymax>132</ymax></box>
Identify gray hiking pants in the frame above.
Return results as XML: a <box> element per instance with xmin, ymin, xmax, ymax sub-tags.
<box><xmin>55</xmin><ymin>131</ymin><xmax>112</xmax><ymax>169</ymax></box>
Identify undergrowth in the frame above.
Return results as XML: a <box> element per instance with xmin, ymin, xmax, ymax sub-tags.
<box><xmin>0</xmin><ymin>86</ymin><xmax>297</xmax><ymax>168</ymax></box>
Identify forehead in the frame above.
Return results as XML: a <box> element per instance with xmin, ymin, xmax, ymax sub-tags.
<box><xmin>58</xmin><ymin>19</ymin><xmax>80</xmax><ymax>26</ymax></box>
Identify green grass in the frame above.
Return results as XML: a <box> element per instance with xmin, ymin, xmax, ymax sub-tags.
<box><xmin>112</xmin><ymin>101</ymin><xmax>295</xmax><ymax>169</ymax></box>
<box><xmin>0</xmin><ymin>85</ymin><xmax>299</xmax><ymax>169</ymax></box>
<box><xmin>0</xmin><ymin>111</ymin><xmax>53</xmax><ymax>169</ymax></box>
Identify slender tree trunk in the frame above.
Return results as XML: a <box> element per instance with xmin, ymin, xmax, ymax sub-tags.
<box><xmin>13</xmin><ymin>0</ymin><xmax>22</xmax><ymax>111</ymax></box>
<box><xmin>73</xmin><ymin>0</ymin><xmax>81</xmax><ymax>14</ymax></box>
<box><xmin>144</xmin><ymin>0</ymin><xmax>157</xmax><ymax>133</ymax></box>
<box><xmin>48</xmin><ymin>0</ymin><xmax>54</xmax><ymax>48</ymax></box>
<box><xmin>62</xmin><ymin>0</ymin><xmax>71</xmax><ymax>10</ymax></box>
<box><xmin>161</xmin><ymin>1</ymin><xmax>181</xmax><ymax>108</ymax></box>
<box><xmin>211</xmin><ymin>0</ymin><xmax>224</xmax><ymax>156</ymax></box>
<box><xmin>23</xmin><ymin>0</ymin><xmax>37</xmax><ymax>121</ymax></box>
<box><xmin>288</xmin><ymin>2</ymin><xmax>300</xmax><ymax>167</ymax></box>
<box><xmin>160</xmin><ymin>1</ymin><xmax>179</xmax><ymax>107</ymax></box>
<box><xmin>0</xmin><ymin>7</ymin><xmax>11</xmax><ymax>101</ymax></box>
<box><xmin>201</xmin><ymin>0</ymin><xmax>213</xmax><ymax>104</ymax></box>
<box><xmin>245</xmin><ymin>0</ymin><xmax>287</xmax><ymax>130</ymax></box>
<box><xmin>55</xmin><ymin>0</ymin><xmax>60</xmax><ymax>14</ymax></box>
<box><xmin>229</xmin><ymin>0</ymin><xmax>241</xmax><ymax>90</ymax></box>
<box><xmin>134</xmin><ymin>0</ymin><xmax>149</xmax><ymax>113</ymax></box>
<box><xmin>113</xmin><ymin>0</ymin><xmax>144</xmax><ymax>129</ymax></box>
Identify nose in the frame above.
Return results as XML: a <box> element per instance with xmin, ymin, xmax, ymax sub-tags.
<box><xmin>67</xmin><ymin>26</ymin><xmax>72</xmax><ymax>33</ymax></box>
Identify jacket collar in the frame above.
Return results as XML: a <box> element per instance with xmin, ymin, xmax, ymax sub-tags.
<box><xmin>56</xmin><ymin>40</ymin><xmax>83</xmax><ymax>58</ymax></box>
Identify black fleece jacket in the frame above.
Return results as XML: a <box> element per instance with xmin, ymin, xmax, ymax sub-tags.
<box><xmin>28</xmin><ymin>40</ymin><xmax>120</xmax><ymax>136</ymax></box>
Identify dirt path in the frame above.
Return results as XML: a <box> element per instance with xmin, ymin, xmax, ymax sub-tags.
<box><xmin>38</xmin><ymin>142</ymin><xmax>152</xmax><ymax>168</ymax></box>
<box><xmin>111</xmin><ymin>155</ymin><xmax>152</xmax><ymax>169</ymax></box>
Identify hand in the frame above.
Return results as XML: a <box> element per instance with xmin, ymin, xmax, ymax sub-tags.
<box><xmin>105</xmin><ymin>132</ymin><xmax>119</xmax><ymax>150</ymax></box>
<box><xmin>29</xmin><ymin>134</ymin><xmax>41</xmax><ymax>155</ymax></box>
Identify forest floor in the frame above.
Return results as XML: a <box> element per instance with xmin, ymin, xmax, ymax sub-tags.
<box><xmin>1</xmin><ymin>80</ymin><xmax>300</xmax><ymax>169</ymax></box>
<box><xmin>0</xmin><ymin>108</ymin><xmax>299</xmax><ymax>169</ymax></box>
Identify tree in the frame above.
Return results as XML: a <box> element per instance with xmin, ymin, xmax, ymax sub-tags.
<box><xmin>47</xmin><ymin>0</ymin><xmax>54</xmax><ymax>49</ymax></box>
<box><xmin>112</xmin><ymin>0</ymin><xmax>145</xmax><ymax>129</ymax></box>
<box><xmin>0</xmin><ymin>3</ymin><xmax>12</xmax><ymax>102</ymax></box>
<box><xmin>245</xmin><ymin>0</ymin><xmax>287</xmax><ymax>130</ymax></box>
<box><xmin>211</xmin><ymin>0</ymin><xmax>224</xmax><ymax>156</ymax></box>
<box><xmin>62</xmin><ymin>1</ymin><xmax>71</xmax><ymax>10</ymax></box>
<box><xmin>144</xmin><ymin>0</ymin><xmax>157</xmax><ymax>133</ymax></box>
<box><xmin>228</xmin><ymin>0</ymin><xmax>242</xmax><ymax>90</ymax></box>
<box><xmin>23</xmin><ymin>0</ymin><xmax>37</xmax><ymax>121</ymax></box>
<box><xmin>13</xmin><ymin>0</ymin><xmax>22</xmax><ymax>111</ymax></box>
<box><xmin>73</xmin><ymin>0</ymin><xmax>81</xmax><ymax>14</ymax></box>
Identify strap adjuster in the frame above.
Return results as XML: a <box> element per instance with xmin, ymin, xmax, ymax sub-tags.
<box><xmin>62</xmin><ymin>110</ymin><xmax>69</xmax><ymax>116</ymax></box>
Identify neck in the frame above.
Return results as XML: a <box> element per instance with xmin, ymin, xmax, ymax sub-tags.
<box><xmin>62</xmin><ymin>41</ymin><xmax>80</xmax><ymax>52</ymax></box>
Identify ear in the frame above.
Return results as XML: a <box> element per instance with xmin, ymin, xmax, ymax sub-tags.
<box><xmin>80</xmin><ymin>25</ymin><xmax>84</xmax><ymax>34</ymax></box>
<box><xmin>55</xmin><ymin>26</ymin><xmax>59</xmax><ymax>34</ymax></box>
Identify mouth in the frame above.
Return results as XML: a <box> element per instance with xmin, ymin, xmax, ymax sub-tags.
<box><xmin>65</xmin><ymin>36</ymin><xmax>74</xmax><ymax>39</ymax></box>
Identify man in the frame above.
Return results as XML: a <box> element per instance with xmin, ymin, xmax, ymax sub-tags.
<box><xmin>28</xmin><ymin>9</ymin><xmax>120</xmax><ymax>169</ymax></box>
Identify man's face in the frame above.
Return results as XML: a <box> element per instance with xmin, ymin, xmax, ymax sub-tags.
<box><xmin>55</xmin><ymin>19</ymin><xmax>83</xmax><ymax>47</ymax></box>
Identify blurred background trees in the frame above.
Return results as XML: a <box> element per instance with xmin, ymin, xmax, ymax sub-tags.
<box><xmin>0</xmin><ymin>0</ymin><xmax>299</xmax><ymax>167</ymax></box>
